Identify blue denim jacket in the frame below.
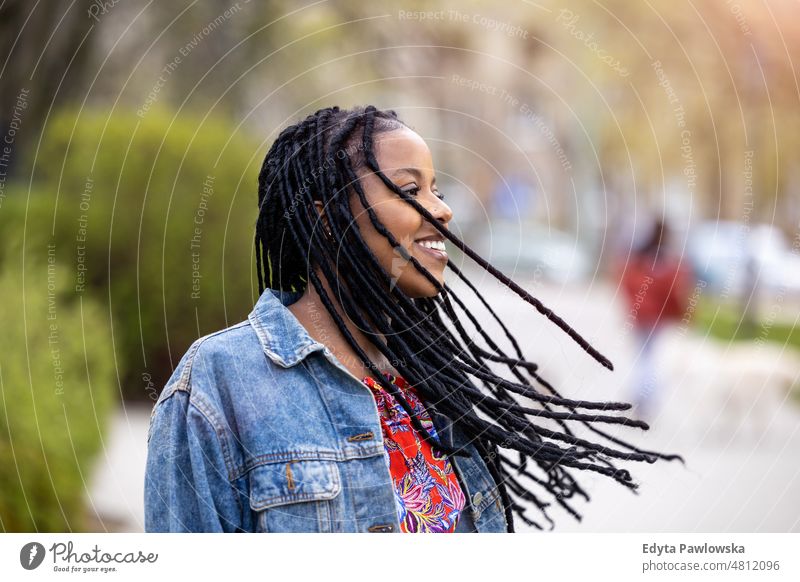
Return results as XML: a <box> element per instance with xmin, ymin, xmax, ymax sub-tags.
<box><xmin>144</xmin><ymin>288</ymin><xmax>507</xmax><ymax>533</ymax></box>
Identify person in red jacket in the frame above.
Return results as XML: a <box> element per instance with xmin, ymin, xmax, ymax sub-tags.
<box><xmin>617</xmin><ymin>219</ymin><xmax>694</xmax><ymax>419</ymax></box>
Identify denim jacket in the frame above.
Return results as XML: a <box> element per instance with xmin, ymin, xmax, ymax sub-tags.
<box><xmin>144</xmin><ymin>288</ymin><xmax>508</xmax><ymax>533</ymax></box>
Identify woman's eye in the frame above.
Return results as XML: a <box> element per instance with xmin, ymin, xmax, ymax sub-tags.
<box><xmin>400</xmin><ymin>185</ymin><xmax>444</xmax><ymax>201</ymax></box>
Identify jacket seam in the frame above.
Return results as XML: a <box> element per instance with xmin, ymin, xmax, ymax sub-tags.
<box><xmin>250</xmin><ymin>490</ymin><xmax>338</xmax><ymax>511</ymax></box>
<box><xmin>153</xmin><ymin>322</ymin><xmax>249</xmax><ymax>481</ymax></box>
<box><xmin>157</xmin><ymin>321</ymin><xmax>251</xmax><ymax>402</ymax></box>
<box><xmin>232</xmin><ymin>448</ymin><xmax>384</xmax><ymax>481</ymax></box>
<box><xmin>189</xmin><ymin>393</ymin><xmax>237</xmax><ymax>482</ymax></box>
<box><xmin>181</xmin><ymin>392</ymin><xmax>244</xmax><ymax>528</ymax></box>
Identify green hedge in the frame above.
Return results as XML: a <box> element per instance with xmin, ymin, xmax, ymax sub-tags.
<box><xmin>0</xmin><ymin>247</ymin><xmax>115</xmax><ymax>531</ymax></box>
<box><xmin>9</xmin><ymin>108</ymin><xmax>261</xmax><ymax>399</ymax></box>
<box><xmin>692</xmin><ymin>297</ymin><xmax>800</xmax><ymax>403</ymax></box>
<box><xmin>693</xmin><ymin>297</ymin><xmax>800</xmax><ymax>349</ymax></box>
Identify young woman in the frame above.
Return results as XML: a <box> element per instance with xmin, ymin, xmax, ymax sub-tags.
<box><xmin>145</xmin><ymin>105</ymin><xmax>680</xmax><ymax>533</ymax></box>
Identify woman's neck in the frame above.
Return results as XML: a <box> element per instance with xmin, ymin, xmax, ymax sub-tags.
<box><xmin>286</xmin><ymin>272</ymin><xmax>396</xmax><ymax>381</ymax></box>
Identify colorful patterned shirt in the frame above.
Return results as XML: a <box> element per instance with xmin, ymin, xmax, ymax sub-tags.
<box><xmin>361</xmin><ymin>371</ymin><xmax>466</xmax><ymax>533</ymax></box>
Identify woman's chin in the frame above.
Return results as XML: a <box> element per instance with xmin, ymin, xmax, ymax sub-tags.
<box><xmin>399</xmin><ymin>277</ymin><xmax>445</xmax><ymax>299</ymax></box>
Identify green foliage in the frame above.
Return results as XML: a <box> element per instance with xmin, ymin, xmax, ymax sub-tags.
<box><xmin>17</xmin><ymin>108</ymin><xmax>260</xmax><ymax>399</ymax></box>
<box><xmin>693</xmin><ymin>297</ymin><xmax>800</xmax><ymax>350</ymax></box>
<box><xmin>0</xmin><ymin>253</ymin><xmax>115</xmax><ymax>532</ymax></box>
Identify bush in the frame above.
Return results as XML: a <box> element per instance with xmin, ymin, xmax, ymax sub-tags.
<box><xmin>693</xmin><ymin>296</ymin><xmax>800</xmax><ymax>349</ymax></box>
<box><xmin>0</xmin><ymin>249</ymin><xmax>116</xmax><ymax>532</ymax></box>
<box><xmin>9</xmin><ymin>108</ymin><xmax>261</xmax><ymax>400</ymax></box>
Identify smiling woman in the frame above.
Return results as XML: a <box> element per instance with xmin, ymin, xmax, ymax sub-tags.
<box><xmin>330</xmin><ymin>126</ymin><xmax>453</xmax><ymax>304</ymax></box>
<box><xmin>144</xmin><ymin>105</ymin><xmax>681</xmax><ymax>533</ymax></box>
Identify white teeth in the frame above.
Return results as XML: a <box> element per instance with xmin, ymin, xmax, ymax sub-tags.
<box><xmin>417</xmin><ymin>240</ymin><xmax>446</xmax><ymax>252</ymax></box>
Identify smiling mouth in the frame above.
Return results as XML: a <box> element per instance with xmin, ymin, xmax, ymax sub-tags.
<box><xmin>413</xmin><ymin>239</ymin><xmax>448</xmax><ymax>262</ymax></box>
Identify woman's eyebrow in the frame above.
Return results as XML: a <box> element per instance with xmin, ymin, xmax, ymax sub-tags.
<box><xmin>389</xmin><ymin>167</ymin><xmax>436</xmax><ymax>185</ymax></box>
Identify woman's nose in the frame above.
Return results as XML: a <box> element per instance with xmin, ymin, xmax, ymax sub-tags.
<box><xmin>429</xmin><ymin>195</ymin><xmax>453</xmax><ymax>226</ymax></box>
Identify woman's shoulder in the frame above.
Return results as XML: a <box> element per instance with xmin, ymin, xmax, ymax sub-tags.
<box><xmin>154</xmin><ymin>319</ymin><xmax>262</xmax><ymax>408</ymax></box>
<box><xmin>152</xmin><ymin>314</ymin><xmax>330</xmax><ymax>431</ymax></box>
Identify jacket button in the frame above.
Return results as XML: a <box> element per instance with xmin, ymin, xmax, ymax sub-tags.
<box><xmin>472</xmin><ymin>491</ymin><xmax>483</xmax><ymax>506</ymax></box>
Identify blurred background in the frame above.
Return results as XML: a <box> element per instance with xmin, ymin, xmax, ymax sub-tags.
<box><xmin>1</xmin><ymin>0</ymin><xmax>799</xmax><ymax>532</ymax></box>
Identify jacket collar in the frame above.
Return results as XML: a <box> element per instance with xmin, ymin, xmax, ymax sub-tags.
<box><xmin>247</xmin><ymin>288</ymin><xmax>467</xmax><ymax>450</ymax></box>
<box><xmin>247</xmin><ymin>287</ymin><xmax>326</xmax><ymax>368</ymax></box>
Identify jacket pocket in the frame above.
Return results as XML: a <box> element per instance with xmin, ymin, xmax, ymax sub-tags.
<box><xmin>247</xmin><ymin>459</ymin><xmax>342</xmax><ymax>532</ymax></box>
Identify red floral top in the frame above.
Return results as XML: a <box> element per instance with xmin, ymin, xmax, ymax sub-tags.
<box><xmin>362</xmin><ymin>371</ymin><xmax>466</xmax><ymax>533</ymax></box>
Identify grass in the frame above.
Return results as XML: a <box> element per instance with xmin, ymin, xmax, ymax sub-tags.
<box><xmin>693</xmin><ymin>297</ymin><xmax>800</xmax><ymax>348</ymax></box>
<box><xmin>692</xmin><ymin>296</ymin><xmax>800</xmax><ymax>403</ymax></box>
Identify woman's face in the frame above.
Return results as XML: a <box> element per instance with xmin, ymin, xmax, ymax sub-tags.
<box><xmin>348</xmin><ymin>126</ymin><xmax>454</xmax><ymax>299</ymax></box>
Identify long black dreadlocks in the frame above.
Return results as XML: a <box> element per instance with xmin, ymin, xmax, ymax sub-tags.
<box><xmin>254</xmin><ymin>105</ymin><xmax>682</xmax><ymax>532</ymax></box>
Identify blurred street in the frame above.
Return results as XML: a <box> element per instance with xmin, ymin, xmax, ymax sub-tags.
<box><xmin>87</xmin><ymin>273</ymin><xmax>800</xmax><ymax>532</ymax></box>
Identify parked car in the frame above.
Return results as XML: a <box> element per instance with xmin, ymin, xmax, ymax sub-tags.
<box><xmin>474</xmin><ymin>221</ymin><xmax>594</xmax><ymax>284</ymax></box>
<box><xmin>686</xmin><ymin>220</ymin><xmax>800</xmax><ymax>297</ymax></box>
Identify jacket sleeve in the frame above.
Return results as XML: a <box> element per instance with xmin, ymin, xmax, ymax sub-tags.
<box><xmin>144</xmin><ymin>387</ymin><xmax>243</xmax><ymax>532</ymax></box>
